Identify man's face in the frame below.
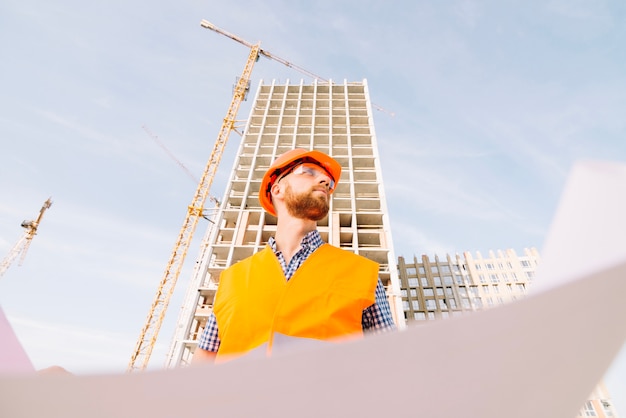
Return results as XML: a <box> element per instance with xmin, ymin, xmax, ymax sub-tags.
<box><xmin>282</xmin><ymin>175</ymin><xmax>330</xmax><ymax>221</ymax></box>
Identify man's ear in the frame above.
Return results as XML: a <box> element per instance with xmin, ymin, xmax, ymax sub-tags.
<box><xmin>270</xmin><ymin>181</ymin><xmax>282</xmax><ymax>200</ymax></box>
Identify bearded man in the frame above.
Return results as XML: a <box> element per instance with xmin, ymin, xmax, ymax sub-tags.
<box><xmin>193</xmin><ymin>149</ymin><xmax>396</xmax><ymax>364</ymax></box>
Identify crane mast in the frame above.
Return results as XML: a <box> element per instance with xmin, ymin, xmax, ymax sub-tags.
<box><xmin>127</xmin><ymin>28</ymin><xmax>261</xmax><ymax>372</ymax></box>
<box><xmin>1</xmin><ymin>198</ymin><xmax>52</xmax><ymax>278</ymax></box>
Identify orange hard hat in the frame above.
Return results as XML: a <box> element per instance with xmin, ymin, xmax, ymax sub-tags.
<box><xmin>259</xmin><ymin>149</ymin><xmax>342</xmax><ymax>216</ymax></box>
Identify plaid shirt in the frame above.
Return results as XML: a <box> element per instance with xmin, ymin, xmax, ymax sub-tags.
<box><xmin>198</xmin><ymin>230</ymin><xmax>396</xmax><ymax>352</ymax></box>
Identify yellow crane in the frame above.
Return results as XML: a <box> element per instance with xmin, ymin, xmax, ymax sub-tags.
<box><xmin>0</xmin><ymin>198</ymin><xmax>53</xmax><ymax>278</ymax></box>
<box><xmin>127</xmin><ymin>21</ymin><xmax>262</xmax><ymax>372</ymax></box>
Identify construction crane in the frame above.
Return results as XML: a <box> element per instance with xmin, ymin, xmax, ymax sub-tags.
<box><xmin>127</xmin><ymin>23</ymin><xmax>261</xmax><ymax>373</ymax></box>
<box><xmin>128</xmin><ymin>19</ymin><xmax>390</xmax><ymax>372</ymax></box>
<box><xmin>0</xmin><ymin>198</ymin><xmax>52</xmax><ymax>278</ymax></box>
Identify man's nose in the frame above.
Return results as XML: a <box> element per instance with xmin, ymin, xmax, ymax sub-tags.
<box><xmin>317</xmin><ymin>174</ymin><xmax>331</xmax><ymax>189</ymax></box>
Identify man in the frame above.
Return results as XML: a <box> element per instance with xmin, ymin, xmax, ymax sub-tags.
<box><xmin>193</xmin><ymin>148</ymin><xmax>395</xmax><ymax>364</ymax></box>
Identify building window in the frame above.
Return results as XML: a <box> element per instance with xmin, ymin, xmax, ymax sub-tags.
<box><xmin>411</xmin><ymin>300</ymin><xmax>420</xmax><ymax>310</ymax></box>
<box><xmin>414</xmin><ymin>312</ymin><xmax>426</xmax><ymax>320</ymax></box>
<box><xmin>475</xmin><ymin>264</ymin><xmax>482</xmax><ymax>270</ymax></box>
<box><xmin>440</xmin><ymin>265</ymin><xmax>451</xmax><ymax>273</ymax></box>
<box><xmin>426</xmin><ymin>300</ymin><xmax>437</xmax><ymax>310</ymax></box>
<box><xmin>424</xmin><ymin>288</ymin><xmax>434</xmax><ymax>297</ymax></box>
<box><xmin>408</xmin><ymin>278</ymin><xmax>418</xmax><ymax>287</ymax></box>
<box><xmin>486</xmin><ymin>263</ymin><xmax>494</xmax><ymax>270</ymax></box>
<box><xmin>433</xmin><ymin>276</ymin><xmax>442</xmax><ymax>286</ymax></box>
<box><xmin>479</xmin><ymin>274</ymin><xmax>486</xmax><ymax>283</ymax></box>
<box><xmin>521</xmin><ymin>260</ymin><xmax>531</xmax><ymax>267</ymax></box>
<box><xmin>490</xmin><ymin>274</ymin><xmax>499</xmax><ymax>283</ymax></box>
<box><xmin>402</xmin><ymin>301</ymin><xmax>409</xmax><ymax>310</ymax></box>
<box><xmin>410</xmin><ymin>289</ymin><xmax>417</xmax><ymax>297</ymax></box>
<box><xmin>583</xmin><ymin>401</ymin><xmax>597</xmax><ymax>416</ymax></box>
<box><xmin>401</xmin><ymin>289</ymin><xmax>407</xmax><ymax>297</ymax></box>
<box><xmin>406</xmin><ymin>267</ymin><xmax>417</xmax><ymax>275</ymax></box>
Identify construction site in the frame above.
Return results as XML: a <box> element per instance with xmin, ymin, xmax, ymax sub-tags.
<box><xmin>1</xmin><ymin>10</ymin><xmax>625</xmax><ymax>418</ymax></box>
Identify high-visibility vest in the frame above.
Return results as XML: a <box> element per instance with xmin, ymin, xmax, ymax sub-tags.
<box><xmin>213</xmin><ymin>243</ymin><xmax>379</xmax><ymax>360</ymax></box>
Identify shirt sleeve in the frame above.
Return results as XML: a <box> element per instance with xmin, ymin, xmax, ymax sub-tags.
<box><xmin>197</xmin><ymin>311</ymin><xmax>221</xmax><ymax>352</ymax></box>
<box><xmin>362</xmin><ymin>279</ymin><xmax>397</xmax><ymax>333</ymax></box>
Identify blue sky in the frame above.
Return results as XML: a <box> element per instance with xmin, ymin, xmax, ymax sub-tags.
<box><xmin>1</xmin><ymin>0</ymin><xmax>625</xmax><ymax>413</ymax></box>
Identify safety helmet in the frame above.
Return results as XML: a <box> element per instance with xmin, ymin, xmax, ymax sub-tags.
<box><xmin>259</xmin><ymin>149</ymin><xmax>342</xmax><ymax>216</ymax></box>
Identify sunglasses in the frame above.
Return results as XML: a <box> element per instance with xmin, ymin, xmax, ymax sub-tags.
<box><xmin>280</xmin><ymin>163</ymin><xmax>335</xmax><ymax>186</ymax></box>
<box><xmin>267</xmin><ymin>158</ymin><xmax>336</xmax><ymax>197</ymax></box>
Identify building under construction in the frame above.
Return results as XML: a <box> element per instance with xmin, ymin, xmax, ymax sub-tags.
<box><xmin>165</xmin><ymin>79</ymin><xmax>405</xmax><ymax>367</ymax></box>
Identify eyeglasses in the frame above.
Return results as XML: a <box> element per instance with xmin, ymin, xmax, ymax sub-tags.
<box><xmin>277</xmin><ymin>163</ymin><xmax>335</xmax><ymax>189</ymax></box>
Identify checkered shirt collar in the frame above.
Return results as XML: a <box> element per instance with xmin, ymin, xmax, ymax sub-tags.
<box><xmin>268</xmin><ymin>230</ymin><xmax>324</xmax><ymax>280</ymax></box>
<box><xmin>268</xmin><ymin>230</ymin><xmax>323</xmax><ymax>255</ymax></box>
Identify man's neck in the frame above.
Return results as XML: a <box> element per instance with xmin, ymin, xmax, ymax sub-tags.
<box><xmin>274</xmin><ymin>217</ymin><xmax>318</xmax><ymax>265</ymax></box>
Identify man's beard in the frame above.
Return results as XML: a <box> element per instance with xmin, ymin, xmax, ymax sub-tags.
<box><xmin>284</xmin><ymin>183</ymin><xmax>329</xmax><ymax>221</ymax></box>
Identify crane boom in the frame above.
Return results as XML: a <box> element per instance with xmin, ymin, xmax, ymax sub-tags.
<box><xmin>0</xmin><ymin>198</ymin><xmax>52</xmax><ymax>278</ymax></box>
<box><xmin>200</xmin><ymin>20</ymin><xmax>393</xmax><ymax>116</ymax></box>
<box><xmin>200</xmin><ymin>20</ymin><xmax>325</xmax><ymax>82</ymax></box>
<box><xmin>127</xmin><ymin>35</ymin><xmax>261</xmax><ymax>372</ymax></box>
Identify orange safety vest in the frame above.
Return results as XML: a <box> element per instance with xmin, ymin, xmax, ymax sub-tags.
<box><xmin>213</xmin><ymin>243</ymin><xmax>379</xmax><ymax>360</ymax></box>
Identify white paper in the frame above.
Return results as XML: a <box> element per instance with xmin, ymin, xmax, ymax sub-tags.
<box><xmin>533</xmin><ymin>160</ymin><xmax>626</xmax><ymax>292</ymax></box>
<box><xmin>1</xmin><ymin>160</ymin><xmax>625</xmax><ymax>418</ymax></box>
<box><xmin>0</xmin><ymin>308</ymin><xmax>35</xmax><ymax>375</ymax></box>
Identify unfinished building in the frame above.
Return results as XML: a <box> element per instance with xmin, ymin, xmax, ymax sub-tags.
<box><xmin>165</xmin><ymin>79</ymin><xmax>404</xmax><ymax>367</ymax></box>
